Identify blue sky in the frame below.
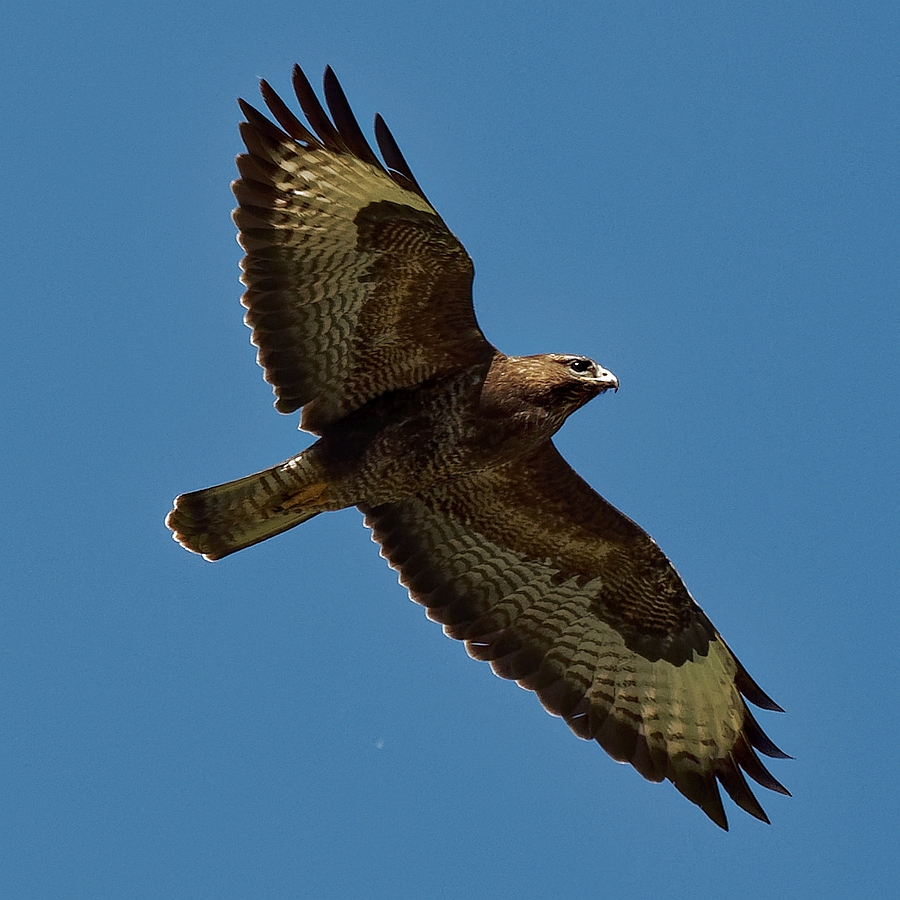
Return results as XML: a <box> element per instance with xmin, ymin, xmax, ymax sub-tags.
<box><xmin>3</xmin><ymin>1</ymin><xmax>897</xmax><ymax>897</ymax></box>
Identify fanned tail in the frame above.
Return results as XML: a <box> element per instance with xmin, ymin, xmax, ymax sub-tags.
<box><xmin>166</xmin><ymin>450</ymin><xmax>332</xmax><ymax>560</ymax></box>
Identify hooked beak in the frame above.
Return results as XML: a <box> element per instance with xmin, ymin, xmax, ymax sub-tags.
<box><xmin>593</xmin><ymin>366</ymin><xmax>619</xmax><ymax>393</ymax></box>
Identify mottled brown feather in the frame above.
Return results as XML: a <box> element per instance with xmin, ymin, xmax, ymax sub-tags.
<box><xmin>362</xmin><ymin>443</ymin><xmax>789</xmax><ymax>830</ymax></box>
<box><xmin>233</xmin><ymin>68</ymin><xmax>494</xmax><ymax>430</ymax></box>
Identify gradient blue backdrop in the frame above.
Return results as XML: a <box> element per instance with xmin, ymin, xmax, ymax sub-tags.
<box><xmin>3</xmin><ymin>1</ymin><xmax>897</xmax><ymax>897</ymax></box>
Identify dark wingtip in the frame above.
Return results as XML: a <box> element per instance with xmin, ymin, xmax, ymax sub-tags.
<box><xmin>236</xmin><ymin>98</ymin><xmax>289</xmax><ymax>148</ymax></box>
<box><xmin>238</xmin><ymin>64</ymin><xmax>431</xmax><ymax>202</ymax></box>
<box><xmin>322</xmin><ymin>66</ymin><xmax>384</xmax><ymax>170</ymax></box>
<box><xmin>374</xmin><ymin>113</ymin><xmax>431</xmax><ymax>205</ymax></box>
<box><xmin>735</xmin><ymin>736</ymin><xmax>792</xmax><ymax>796</ymax></box>
<box><xmin>735</xmin><ymin>663</ymin><xmax>785</xmax><ymax>712</ymax></box>
<box><xmin>744</xmin><ymin>707</ymin><xmax>792</xmax><ymax>760</ymax></box>
<box><xmin>237</xmin><ymin>96</ymin><xmax>260</xmax><ymax>122</ymax></box>
<box><xmin>291</xmin><ymin>64</ymin><xmax>344</xmax><ymax>152</ymax></box>
<box><xmin>671</xmin><ymin>771</ymin><xmax>730</xmax><ymax>830</ymax></box>
<box><xmin>259</xmin><ymin>78</ymin><xmax>318</xmax><ymax>145</ymax></box>
<box><xmin>717</xmin><ymin>759</ymin><xmax>772</xmax><ymax>824</ymax></box>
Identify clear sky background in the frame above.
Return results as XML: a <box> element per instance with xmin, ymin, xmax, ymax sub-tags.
<box><xmin>3</xmin><ymin>1</ymin><xmax>897</xmax><ymax>897</ymax></box>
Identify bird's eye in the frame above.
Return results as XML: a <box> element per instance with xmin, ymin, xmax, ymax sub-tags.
<box><xmin>566</xmin><ymin>358</ymin><xmax>593</xmax><ymax>374</ymax></box>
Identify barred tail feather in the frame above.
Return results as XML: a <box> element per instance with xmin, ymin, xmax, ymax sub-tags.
<box><xmin>166</xmin><ymin>451</ymin><xmax>331</xmax><ymax>560</ymax></box>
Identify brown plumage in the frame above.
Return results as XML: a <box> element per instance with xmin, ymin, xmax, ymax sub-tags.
<box><xmin>166</xmin><ymin>65</ymin><xmax>789</xmax><ymax>829</ymax></box>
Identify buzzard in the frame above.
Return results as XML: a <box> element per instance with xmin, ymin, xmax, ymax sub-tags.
<box><xmin>167</xmin><ymin>65</ymin><xmax>789</xmax><ymax>829</ymax></box>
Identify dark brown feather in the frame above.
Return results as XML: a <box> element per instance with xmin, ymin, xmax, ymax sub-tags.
<box><xmin>232</xmin><ymin>68</ymin><xmax>494</xmax><ymax>428</ymax></box>
<box><xmin>717</xmin><ymin>757</ymin><xmax>771</xmax><ymax>823</ymax></box>
<box><xmin>374</xmin><ymin>113</ymin><xmax>431</xmax><ymax>203</ymax></box>
<box><xmin>259</xmin><ymin>79</ymin><xmax>318</xmax><ymax>146</ymax></box>
<box><xmin>361</xmin><ymin>442</ymin><xmax>788</xmax><ymax>829</ymax></box>
<box><xmin>322</xmin><ymin>66</ymin><xmax>385</xmax><ymax>170</ymax></box>
<box><xmin>291</xmin><ymin>64</ymin><xmax>345</xmax><ymax>152</ymax></box>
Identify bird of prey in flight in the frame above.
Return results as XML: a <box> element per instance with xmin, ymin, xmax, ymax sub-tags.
<box><xmin>167</xmin><ymin>65</ymin><xmax>789</xmax><ymax>829</ymax></box>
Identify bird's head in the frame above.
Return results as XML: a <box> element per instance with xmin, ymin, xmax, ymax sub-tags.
<box><xmin>539</xmin><ymin>354</ymin><xmax>619</xmax><ymax>420</ymax></box>
<box><xmin>546</xmin><ymin>354</ymin><xmax>619</xmax><ymax>395</ymax></box>
<box><xmin>484</xmin><ymin>353</ymin><xmax>618</xmax><ymax>439</ymax></box>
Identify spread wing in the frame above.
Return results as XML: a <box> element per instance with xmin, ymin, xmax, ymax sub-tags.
<box><xmin>233</xmin><ymin>66</ymin><xmax>494</xmax><ymax>433</ymax></box>
<box><xmin>362</xmin><ymin>443</ymin><xmax>789</xmax><ymax>829</ymax></box>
